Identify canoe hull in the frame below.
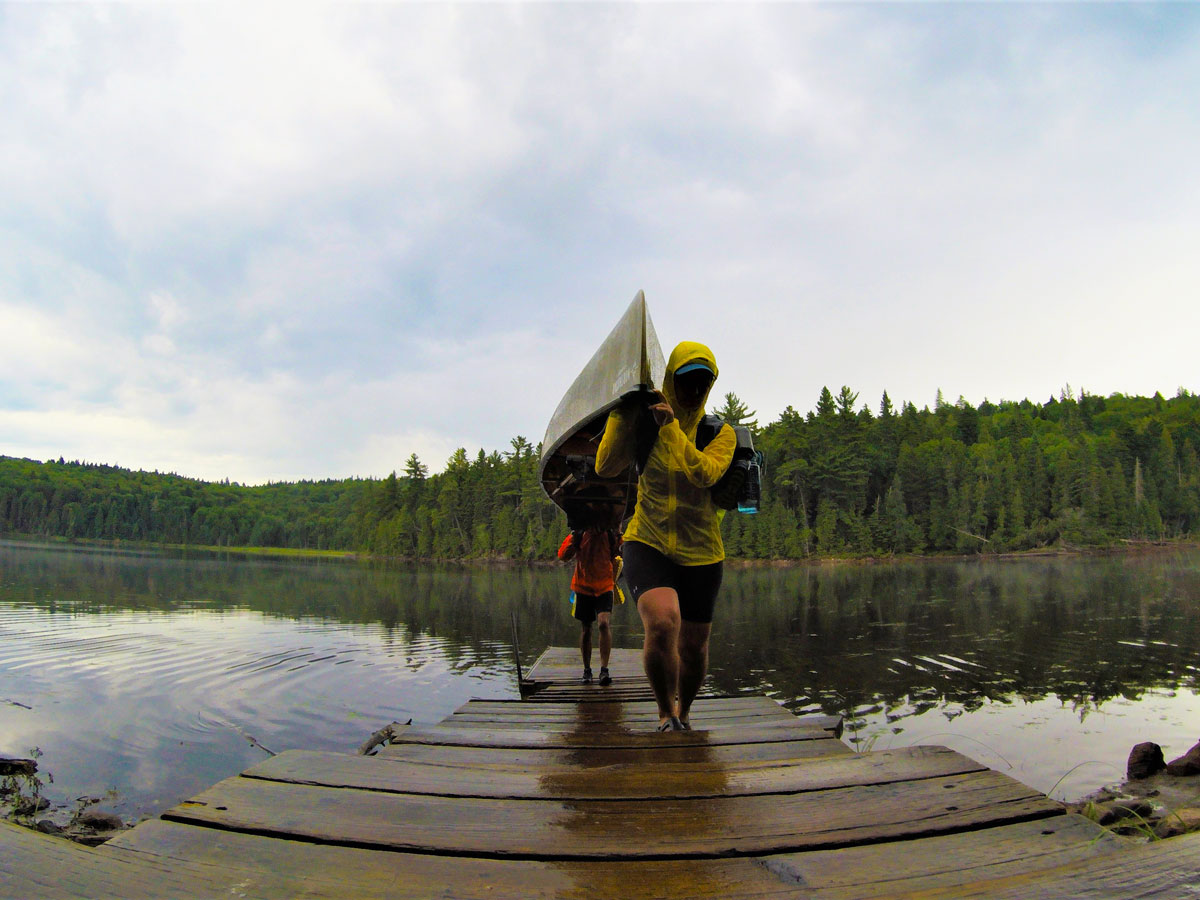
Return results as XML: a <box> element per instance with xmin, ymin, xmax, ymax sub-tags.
<box><xmin>539</xmin><ymin>291</ymin><xmax>665</xmax><ymax>521</ymax></box>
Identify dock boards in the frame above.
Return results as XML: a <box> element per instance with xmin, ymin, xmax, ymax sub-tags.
<box><xmin>6</xmin><ymin>647</ymin><xmax>1200</xmax><ymax>897</ymax></box>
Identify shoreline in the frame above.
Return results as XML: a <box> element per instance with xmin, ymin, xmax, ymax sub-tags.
<box><xmin>3</xmin><ymin>532</ymin><xmax>1196</xmax><ymax>568</ymax></box>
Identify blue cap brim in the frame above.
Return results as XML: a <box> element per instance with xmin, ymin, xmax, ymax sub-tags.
<box><xmin>675</xmin><ymin>362</ymin><xmax>714</xmax><ymax>377</ymax></box>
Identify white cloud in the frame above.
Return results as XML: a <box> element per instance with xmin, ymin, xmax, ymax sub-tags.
<box><xmin>2</xmin><ymin>4</ymin><xmax>1199</xmax><ymax>482</ymax></box>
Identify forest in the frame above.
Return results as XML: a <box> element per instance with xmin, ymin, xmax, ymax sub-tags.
<box><xmin>2</xmin><ymin>387</ymin><xmax>1198</xmax><ymax>561</ymax></box>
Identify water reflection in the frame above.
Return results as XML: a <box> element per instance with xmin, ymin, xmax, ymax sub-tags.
<box><xmin>710</xmin><ymin>554</ymin><xmax>1200</xmax><ymax>719</ymax></box>
<box><xmin>3</xmin><ymin>540</ymin><xmax>1200</xmax><ymax>818</ymax></box>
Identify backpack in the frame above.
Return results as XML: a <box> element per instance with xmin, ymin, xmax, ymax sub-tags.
<box><xmin>636</xmin><ymin>412</ymin><xmax>762</xmax><ymax>512</ymax></box>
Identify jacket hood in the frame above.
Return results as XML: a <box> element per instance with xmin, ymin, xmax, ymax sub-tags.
<box><xmin>664</xmin><ymin>341</ymin><xmax>719</xmax><ymax>435</ymax></box>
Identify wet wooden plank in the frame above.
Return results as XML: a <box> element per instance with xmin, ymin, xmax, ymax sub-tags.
<box><xmin>526</xmin><ymin>681</ymin><xmax>650</xmax><ymax>692</ymax></box>
<box><xmin>455</xmin><ymin>699</ymin><xmax>834</xmax><ymax>725</ymax></box>
<box><xmin>762</xmin><ymin>815</ymin><xmax>1127</xmax><ymax>899</ymax></box>
<box><xmin>106</xmin><ymin>819</ymin><xmax>801</xmax><ymax>899</ymax></box>
<box><xmin>454</xmin><ymin>701</ymin><xmax>841</xmax><ymax>736</ymax></box>
<box><xmin>394</xmin><ymin>720</ymin><xmax>832</xmax><ymax>748</ymax></box>
<box><xmin>0</xmin><ymin>821</ymin><xmax>243</xmax><ymax>900</ymax></box>
<box><xmin>450</xmin><ymin>706</ymin><xmax>798</xmax><ymax>724</ymax></box>
<box><xmin>526</xmin><ymin>646</ymin><xmax>644</xmax><ymax>680</ymax></box>
<box><xmin>890</xmin><ymin>828</ymin><xmax>1200</xmax><ymax>899</ymax></box>
<box><xmin>374</xmin><ymin>735</ymin><xmax>854</xmax><ymax>765</ymax></box>
<box><xmin>521</xmin><ymin>647</ymin><xmax>729</xmax><ymax>702</ymax></box>
<box><xmin>10</xmin><ymin>812</ymin><xmax>1172</xmax><ymax>900</ymax></box>
<box><xmin>460</xmin><ymin>695</ymin><xmax>792</xmax><ymax>715</ymax></box>
<box><xmin>246</xmin><ymin>745</ymin><xmax>984</xmax><ymax>800</ymax></box>
<box><xmin>525</xmin><ymin>688</ymin><xmax>676</xmax><ymax>703</ymax></box>
<box><xmin>163</xmin><ymin>768</ymin><xmax>1060</xmax><ymax>859</ymax></box>
<box><xmin>444</xmin><ymin>713</ymin><xmax>808</xmax><ymax>733</ymax></box>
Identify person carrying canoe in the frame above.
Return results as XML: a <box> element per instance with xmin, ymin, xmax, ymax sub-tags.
<box><xmin>595</xmin><ymin>341</ymin><xmax>735</xmax><ymax>731</ymax></box>
<box><xmin>557</xmin><ymin>510</ymin><xmax>623</xmax><ymax>686</ymax></box>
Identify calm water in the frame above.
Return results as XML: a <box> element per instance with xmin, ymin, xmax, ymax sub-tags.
<box><xmin>2</xmin><ymin>539</ymin><xmax>1199</xmax><ymax>824</ymax></box>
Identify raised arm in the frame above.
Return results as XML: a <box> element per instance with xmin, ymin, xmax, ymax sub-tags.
<box><xmin>658</xmin><ymin>421</ymin><xmax>736</xmax><ymax>489</ymax></box>
<box><xmin>594</xmin><ymin>404</ymin><xmax>638</xmax><ymax>478</ymax></box>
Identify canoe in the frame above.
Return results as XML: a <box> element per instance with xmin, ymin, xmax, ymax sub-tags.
<box><xmin>539</xmin><ymin>291</ymin><xmax>665</xmax><ymax>521</ymax></box>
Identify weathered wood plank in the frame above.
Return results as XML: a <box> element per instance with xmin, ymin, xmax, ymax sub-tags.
<box><xmin>763</xmin><ymin>814</ymin><xmax>1127</xmax><ymax>899</ymax></box>
<box><xmin>451</xmin><ymin>705</ymin><xmax>797</xmax><ymax>722</ymax></box>
<box><xmin>394</xmin><ymin>720</ymin><xmax>834</xmax><ymax>749</ymax></box>
<box><xmin>525</xmin><ymin>689</ymin><xmax>678</xmax><ymax>703</ymax></box>
<box><xmin>885</xmin><ymin>828</ymin><xmax>1200</xmax><ymax>899</ymax></box>
<box><xmin>106</xmin><ymin>819</ymin><xmax>802</xmax><ymax>899</ymax></box>
<box><xmin>525</xmin><ymin>646</ymin><xmax>644</xmax><ymax>678</ymax></box>
<box><xmin>444</xmin><ymin>713</ymin><xmax>807</xmax><ymax>733</ymax></box>
<box><xmin>374</xmin><ymin>735</ymin><xmax>854</xmax><ymax>766</ymax></box>
<box><xmin>245</xmin><ymin>745</ymin><xmax>984</xmax><ymax>800</ymax></box>
<box><xmin>455</xmin><ymin>699</ymin><xmax>841</xmax><ymax>734</ymax></box>
<box><xmin>0</xmin><ymin>821</ymin><xmax>257</xmax><ymax>900</ymax></box>
<box><xmin>460</xmin><ymin>695</ymin><xmax>791</xmax><ymax>715</ymax></box>
<box><xmin>521</xmin><ymin>680</ymin><xmax>660</xmax><ymax>695</ymax></box>
<box><xmin>163</xmin><ymin>769</ymin><xmax>1060</xmax><ymax>859</ymax></box>
<box><xmin>5</xmin><ymin>810</ymin><xmax>1163</xmax><ymax>900</ymax></box>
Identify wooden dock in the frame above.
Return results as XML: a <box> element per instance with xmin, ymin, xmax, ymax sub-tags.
<box><xmin>5</xmin><ymin>647</ymin><xmax>1200</xmax><ymax>898</ymax></box>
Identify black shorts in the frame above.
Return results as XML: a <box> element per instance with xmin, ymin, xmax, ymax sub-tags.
<box><xmin>573</xmin><ymin>591</ymin><xmax>614</xmax><ymax>624</ymax></box>
<box><xmin>620</xmin><ymin>541</ymin><xmax>723</xmax><ymax>624</ymax></box>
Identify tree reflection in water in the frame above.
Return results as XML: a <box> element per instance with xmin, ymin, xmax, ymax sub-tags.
<box><xmin>709</xmin><ymin>552</ymin><xmax>1200</xmax><ymax>730</ymax></box>
<box><xmin>4</xmin><ymin>540</ymin><xmax>1200</xmax><ymax>806</ymax></box>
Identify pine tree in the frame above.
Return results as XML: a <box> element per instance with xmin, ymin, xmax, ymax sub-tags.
<box><xmin>712</xmin><ymin>392</ymin><xmax>758</xmax><ymax>430</ymax></box>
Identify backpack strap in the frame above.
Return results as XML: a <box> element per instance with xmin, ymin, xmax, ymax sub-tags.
<box><xmin>695</xmin><ymin>414</ymin><xmax>724</xmax><ymax>451</ymax></box>
<box><xmin>638</xmin><ymin>412</ymin><xmax>724</xmax><ymax>472</ymax></box>
<box><xmin>633</xmin><ymin>406</ymin><xmax>660</xmax><ymax>474</ymax></box>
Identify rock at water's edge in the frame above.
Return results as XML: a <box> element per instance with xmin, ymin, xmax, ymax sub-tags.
<box><xmin>1097</xmin><ymin>800</ymin><xmax>1156</xmax><ymax>826</ymax></box>
<box><xmin>75</xmin><ymin>809</ymin><xmax>124</xmax><ymax>831</ymax></box>
<box><xmin>1154</xmin><ymin>807</ymin><xmax>1200</xmax><ymax>839</ymax></box>
<box><xmin>1128</xmin><ymin>742</ymin><xmax>1166</xmax><ymax>779</ymax></box>
<box><xmin>1166</xmin><ymin>742</ymin><xmax>1200</xmax><ymax>777</ymax></box>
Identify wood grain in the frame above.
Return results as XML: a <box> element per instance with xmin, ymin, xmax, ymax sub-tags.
<box><xmin>245</xmin><ymin>745</ymin><xmax>984</xmax><ymax>800</ymax></box>
<box><xmin>163</xmin><ymin>769</ymin><xmax>1061</xmax><ymax>859</ymax></box>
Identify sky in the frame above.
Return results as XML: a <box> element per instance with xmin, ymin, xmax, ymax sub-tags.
<box><xmin>2</xmin><ymin>3</ymin><xmax>1199</xmax><ymax>484</ymax></box>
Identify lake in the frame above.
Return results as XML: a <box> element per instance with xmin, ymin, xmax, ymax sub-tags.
<box><xmin>2</xmin><ymin>538</ymin><xmax>1199</xmax><ymax>826</ymax></box>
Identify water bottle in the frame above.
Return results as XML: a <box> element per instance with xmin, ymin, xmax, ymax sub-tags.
<box><xmin>737</xmin><ymin>451</ymin><xmax>763</xmax><ymax>515</ymax></box>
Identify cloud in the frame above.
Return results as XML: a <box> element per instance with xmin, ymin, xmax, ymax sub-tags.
<box><xmin>2</xmin><ymin>4</ymin><xmax>1199</xmax><ymax>482</ymax></box>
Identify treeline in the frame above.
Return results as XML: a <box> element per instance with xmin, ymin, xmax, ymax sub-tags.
<box><xmin>0</xmin><ymin>460</ymin><xmax>363</xmax><ymax>550</ymax></box>
<box><xmin>351</xmin><ymin>439</ymin><xmax>563</xmax><ymax>560</ymax></box>
<box><xmin>0</xmin><ymin>436</ymin><xmax>563</xmax><ymax>560</ymax></box>
<box><xmin>2</xmin><ymin>387</ymin><xmax>1199</xmax><ymax>560</ymax></box>
<box><xmin>723</xmin><ymin>387</ymin><xmax>1200</xmax><ymax>558</ymax></box>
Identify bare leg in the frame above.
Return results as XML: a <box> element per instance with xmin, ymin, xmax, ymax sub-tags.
<box><xmin>677</xmin><ymin>619</ymin><xmax>712</xmax><ymax>726</ymax></box>
<box><xmin>638</xmin><ymin>588</ymin><xmax>681</xmax><ymax>724</ymax></box>
<box><xmin>580</xmin><ymin>622</ymin><xmax>593</xmax><ymax>671</ymax></box>
<box><xmin>597</xmin><ymin>611</ymin><xmax>612</xmax><ymax>669</ymax></box>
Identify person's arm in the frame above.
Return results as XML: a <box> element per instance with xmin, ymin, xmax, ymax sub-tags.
<box><xmin>594</xmin><ymin>404</ymin><xmax>638</xmax><ymax>478</ymax></box>
<box><xmin>557</xmin><ymin>533</ymin><xmax>577</xmax><ymax>561</ymax></box>
<box><xmin>658</xmin><ymin>421</ymin><xmax>737</xmax><ymax>489</ymax></box>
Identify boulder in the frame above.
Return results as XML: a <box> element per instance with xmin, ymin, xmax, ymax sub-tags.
<box><xmin>1166</xmin><ymin>742</ymin><xmax>1200</xmax><ymax>777</ymax></box>
<box><xmin>75</xmin><ymin>809</ymin><xmax>124</xmax><ymax>831</ymax></box>
<box><xmin>1128</xmin><ymin>742</ymin><xmax>1166</xmax><ymax>779</ymax></box>
<box><xmin>1154</xmin><ymin>807</ymin><xmax>1200</xmax><ymax>839</ymax></box>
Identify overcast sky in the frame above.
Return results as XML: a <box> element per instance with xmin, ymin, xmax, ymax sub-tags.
<box><xmin>2</xmin><ymin>3</ymin><xmax>1198</xmax><ymax>484</ymax></box>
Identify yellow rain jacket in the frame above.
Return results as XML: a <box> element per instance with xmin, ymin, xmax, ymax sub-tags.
<box><xmin>595</xmin><ymin>341</ymin><xmax>736</xmax><ymax>565</ymax></box>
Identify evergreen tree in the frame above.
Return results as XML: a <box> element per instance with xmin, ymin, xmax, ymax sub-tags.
<box><xmin>712</xmin><ymin>392</ymin><xmax>758</xmax><ymax>430</ymax></box>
